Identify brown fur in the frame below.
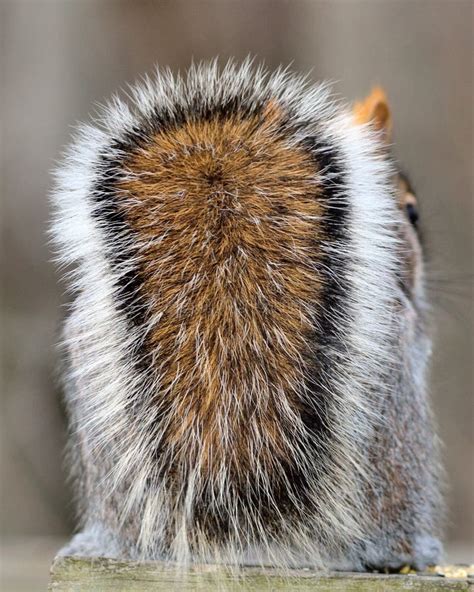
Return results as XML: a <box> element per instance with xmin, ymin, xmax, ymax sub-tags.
<box><xmin>118</xmin><ymin>102</ymin><xmax>324</xmax><ymax>487</ymax></box>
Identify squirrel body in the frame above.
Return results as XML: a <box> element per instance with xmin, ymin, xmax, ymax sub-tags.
<box><xmin>52</xmin><ymin>61</ymin><xmax>442</xmax><ymax>569</ymax></box>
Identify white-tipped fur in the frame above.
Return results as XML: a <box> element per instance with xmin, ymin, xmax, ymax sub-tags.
<box><xmin>51</xmin><ymin>60</ymin><xmax>442</xmax><ymax>569</ymax></box>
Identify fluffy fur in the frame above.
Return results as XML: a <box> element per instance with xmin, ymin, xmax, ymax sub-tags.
<box><xmin>51</xmin><ymin>60</ymin><xmax>442</xmax><ymax>569</ymax></box>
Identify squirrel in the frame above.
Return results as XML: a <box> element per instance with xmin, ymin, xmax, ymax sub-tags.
<box><xmin>51</xmin><ymin>60</ymin><xmax>443</xmax><ymax>570</ymax></box>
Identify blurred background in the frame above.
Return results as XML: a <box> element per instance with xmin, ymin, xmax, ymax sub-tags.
<box><xmin>1</xmin><ymin>0</ymin><xmax>472</xmax><ymax>589</ymax></box>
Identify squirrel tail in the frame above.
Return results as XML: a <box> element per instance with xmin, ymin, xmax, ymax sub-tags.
<box><xmin>52</xmin><ymin>60</ymin><xmax>400</xmax><ymax>564</ymax></box>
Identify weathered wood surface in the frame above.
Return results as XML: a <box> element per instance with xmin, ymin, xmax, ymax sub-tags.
<box><xmin>49</xmin><ymin>556</ymin><xmax>473</xmax><ymax>591</ymax></box>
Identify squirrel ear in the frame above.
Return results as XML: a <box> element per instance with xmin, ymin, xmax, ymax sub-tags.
<box><xmin>353</xmin><ymin>87</ymin><xmax>392</xmax><ymax>141</ymax></box>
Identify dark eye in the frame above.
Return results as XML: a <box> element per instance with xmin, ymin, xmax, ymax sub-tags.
<box><xmin>405</xmin><ymin>202</ymin><xmax>419</xmax><ymax>227</ymax></box>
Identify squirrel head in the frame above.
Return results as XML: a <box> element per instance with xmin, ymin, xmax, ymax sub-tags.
<box><xmin>354</xmin><ymin>87</ymin><xmax>424</xmax><ymax>304</ymax></box>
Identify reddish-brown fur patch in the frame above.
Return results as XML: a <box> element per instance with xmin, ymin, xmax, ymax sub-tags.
<box><xmin>118</xmin><ymin>103</ymin><xmax>323</xmax><ymax>485</ymax></box>
<box><xmin>353</xmin><ymin>87</ymin><xmax>393</xmax><ymax>141</ymax></box>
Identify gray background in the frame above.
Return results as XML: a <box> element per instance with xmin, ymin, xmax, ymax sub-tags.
<box><xmin>1</xmin><ymin>0</ymin><xmax>472</xmax><ymax>574</ymax></box>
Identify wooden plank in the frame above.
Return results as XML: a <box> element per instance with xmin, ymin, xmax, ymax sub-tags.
<box><xmin>49</xmin><ymin>556</ymin><xmax>473</xmax><ymax>591</ymax></box>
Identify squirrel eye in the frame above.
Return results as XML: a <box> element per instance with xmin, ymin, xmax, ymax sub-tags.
<box><xmin>405</xmin><ymin>202</ymin><xmax>419</xmax><ymax>227</ymax></box>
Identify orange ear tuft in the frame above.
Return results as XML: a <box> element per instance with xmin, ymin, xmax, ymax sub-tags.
<box><xmin>353</xmin><ymin>87</ymin><xmax>392</xmax><ymax>140</ymax></box>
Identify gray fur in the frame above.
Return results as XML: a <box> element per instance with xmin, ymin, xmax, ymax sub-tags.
<box><xmin>51</xmin><ymin>60</ymin><xmax>443</xmax><ymax>570</ymax></box>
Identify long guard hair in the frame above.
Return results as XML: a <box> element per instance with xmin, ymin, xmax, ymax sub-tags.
<box><xmin>51</xmin><ymin>60</ymin><xmax>442</xmax><ymax>569</ymax></box>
